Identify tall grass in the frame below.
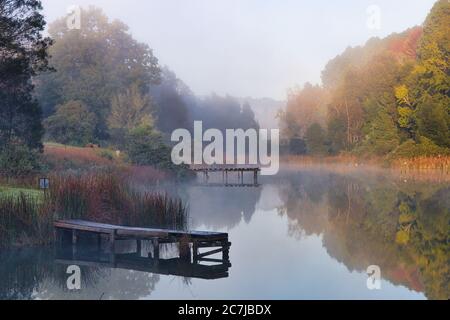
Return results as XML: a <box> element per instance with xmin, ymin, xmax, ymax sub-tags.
<box><xmin>0</xmin><ymin>193</ymin><xmax>53</xmax><ymax>246</ymax></box>
<box><xmin>0</xmin><ymin>173</ymin><xmax>187</xmax><ymax>247</ymax></box>
<box><xmin>49</xmin><ymin>173</ymin><xmax>187</xmax><ymax>229</ymax></box>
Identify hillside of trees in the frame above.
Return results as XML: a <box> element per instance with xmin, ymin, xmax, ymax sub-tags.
<box><xmin>1</xmin><ymin>1</ymin><xmax>448</xmax><ymax>176</ymax></box>
<box><xmin>1</xmin><ymin>4</ymin><xmax>259</xmax><ymax>175</ymax></box>
<box><xmin>280</xmin><ymin>0</ymin><xmax>449</xmax><ymax>159</ymax></box>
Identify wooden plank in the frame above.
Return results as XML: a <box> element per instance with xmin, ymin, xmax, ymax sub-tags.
<box><xmin>197</xmin><ymin>257</ymin><xmax>231</xmax><ymax>266</ymax></box>
<box><xmin>197</xmin><ymin>241</ymin><xmax>231</xmax><ymax>248</ymax></box>
<box><xmin>116</xmin><ymin>228</ymin><xmax>169</xmax><ymax>239</ymax></box>
<box><xmin>197</xmin><ymin>247</ymin><xmax>226</xmax><ymax>258</ymax></box>
<box><xmin>54</xmin><ymin>220</ymin><xmax>116</xmax><ymax>234</ymax></box>
<box><xmin>54</xmin><ymin>220</ymin><xmax>228</xmax><ymax>242</ymax></box>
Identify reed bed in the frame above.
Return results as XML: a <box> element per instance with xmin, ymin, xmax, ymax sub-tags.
<box><xmin>283</xmin><ymin>155</ymin><xmax>450</xmax><ymax>171</ymax></box>
<box><xmin>0</xmin><ymin>172</ymin><xmax>187</xmax><ymax>247</ymax></box>
<box><xmin>0</xmin><ymin>193</ymin><xmax>53</xmax><ymax>246</ymax></box>
<box><xmin>49</xmin><ymin>173</ymin><xmax>186</xmax><ymax>229</ymax></box>
<box><xmin>390</xmin><ymin>156</ymin><xmax>450</xmax><ymax>173</ymax></box>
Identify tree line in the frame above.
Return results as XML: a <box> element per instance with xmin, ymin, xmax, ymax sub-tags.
<box><xmin>280</xmin><ymin>0</ymin><xmax>449</xmax><ymax>158</ymax></box>
<box><xmin>0</xmin><ymin>3</ymin><xmax>259</xmax><ymax>175</ymax></box>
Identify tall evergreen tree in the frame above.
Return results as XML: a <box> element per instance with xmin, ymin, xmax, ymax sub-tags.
<box><xmin>0</xmin><ymin>0</ymin><xmax>52</xmax><ymax>174</ymax></box>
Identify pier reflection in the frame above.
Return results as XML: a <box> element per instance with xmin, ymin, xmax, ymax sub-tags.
<box><xmin>55</xmin><ymin>239</ymin><xmax>231</xmax><ymax>280</ymax></box>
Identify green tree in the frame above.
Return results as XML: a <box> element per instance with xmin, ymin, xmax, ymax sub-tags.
<box><xmin>416</xmin><ymin>0</ymin><xmax>450</xmax><ymax>96</ymax></box>
<box><xmin>305</xmin><ymin>123</ymin><xmax>327</xmax><ymax>155</ymax></box>
<box><xmin>327</xmin><ymin>118</ymin><xmax>347</xmax><ymax>154</ymax></box>
<box><xmin>44</xmin><ymin>101</ymin><xmax>97</xmax><ymax>146</ymax></box>
<box><xmin>359</xmin><ymin>110</ymin><xmax>400</xmax><ymax>156</ymax></box>
<box><xmin>125</xmin><ymin>124</ymin><xmax>172</xmax><ymax>168</ymax></box>
<box><xmin>416</xmin><ymin>94</ymin><xmax>450</xmax><ymax>147</ymax></box>
<box><xmin>35</xmin><ymin>7</ymin><xmax>161</xmax><ymax>139</ymax></box>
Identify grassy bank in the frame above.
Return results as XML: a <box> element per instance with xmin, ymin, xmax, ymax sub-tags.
<box><xmin>0</xmin><ymin>172</ymin><xmax>187</xmax><ymax>247</ymax></box>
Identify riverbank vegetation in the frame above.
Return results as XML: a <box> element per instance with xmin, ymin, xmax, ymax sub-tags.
<box><xmin>0</xmin><ymin>172</ymin><xmax>187</xmax><ymax>247</ymax></box>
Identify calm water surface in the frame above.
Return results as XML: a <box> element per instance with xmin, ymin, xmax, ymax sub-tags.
<box><xmin>1</xmin><ymin>168</ymin><xmax>448</xmax><ymax>300</ymax></box>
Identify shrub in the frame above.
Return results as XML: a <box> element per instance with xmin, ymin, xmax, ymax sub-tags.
<box><xmin>0</xmin><ymin>144</ymin><xmax>41</xmax><ymax>176</ymax></box>
<box><xmin>98</xmin><ymin>149</ymin><xmax>114</xmax><ymax>161</ymax></box>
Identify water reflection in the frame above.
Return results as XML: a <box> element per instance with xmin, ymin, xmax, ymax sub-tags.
<box><xmin>55</xmin><ymin>243</ymin><xmax>230</xmax><ymax>281</ymax></box>
<box><xmin>272</xmin><ymin>169</ymin><xmax>449</xmax><ymax>300</ymax></box>
<box><xmin>187</xmin><ymin>187</ymin><xmax>261</xmax><ymax>229</ymax></box>
<box><xmin>0</xmin><ymin>168</ymin><xmax>448</xmax><ymax>300</ymax></box>
<box><xmin>0</xmin><ymin>247</ymin><xmax>160</xmax><ymax>300</ymax></box>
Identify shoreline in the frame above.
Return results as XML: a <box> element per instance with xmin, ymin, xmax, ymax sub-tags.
<box><xmin>280</xmin><ymin>156</ymin><xmax>450</xmax><ymax>183</ymax></box>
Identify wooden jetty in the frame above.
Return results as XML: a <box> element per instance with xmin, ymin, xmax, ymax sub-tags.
<box><xmin>54</xmin><ymin>220</ymin><xmax>231</xmax><ymax>269</ymax></box>
<box><xmin>190</xmin><ymin>164</ymin><xmax>261</xmax><ymax>186</ymax></box>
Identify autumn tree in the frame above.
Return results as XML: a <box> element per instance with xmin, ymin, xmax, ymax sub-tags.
<box><xmin>108</xmin><ymin>83</ymin><xmax>155</xmax><ymax>146</ymax></box>
<box><xmin>281</xmin><ymin>83</ymin><xmax>327</xmax><ymax>140</ymax></box>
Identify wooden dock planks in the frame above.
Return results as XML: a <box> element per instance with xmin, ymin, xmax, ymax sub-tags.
<box><xmin>54</xmin><ymin>219</ymin><xmax>228</xmax><ymax>242</ymax></box>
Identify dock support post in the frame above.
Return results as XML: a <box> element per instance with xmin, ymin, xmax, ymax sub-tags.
<box><xmin>72</xmin><ymin>229</ymin><xmax>77</xmax><ymax>245</ymax></box>
<box><xmin>136</xmin><ymin>239</ymin><xmax>141</xmax><ymax>256</ymax></box>
<box><xmin>109</xmin><ymin>231</ymin><xmax>115</xmax><ymax>253</ymax></box>
<box><xmin>179</xmin><ymin>241</ymin><xmax>191</xmax><ymax>261</ymax></box>
<box><xmin>71</xmin><ymin>230</ymin><xmax>77</xmax><ymax>258</ymax></box>
<box><xmin>254</xmin><ymin>170</ymin><xmax>258</xmax><ymax>186</ymax></box>
<box><xmin>108</xmin><ymin>231</ymin><xmax>116</xmax><ymax>265</ymax></box>
<box><xmin>193</xmin><ymin>240</ymin><xmax>199</xmax><ymax>263</ymax></box>
<box><xmin>152</xmin><ymin>238</ymin><xmax>159</xmax><ymax>260</ymax></box>
<box><xmin>223</xmin><ymin>240</ymin><xmax>230</xmax><ymax>261</ymax></box>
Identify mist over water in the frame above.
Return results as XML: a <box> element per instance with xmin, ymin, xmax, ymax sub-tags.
<box><xmin>1</xmin><ymin>167</ymin><xmax>447</xmax><ymax>300</ymax></box>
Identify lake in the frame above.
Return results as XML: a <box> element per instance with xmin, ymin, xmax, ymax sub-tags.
<box><xmin>1</xmin><ymin>166</ymin><xmax>448</xmax><ymax>300</ymax></box>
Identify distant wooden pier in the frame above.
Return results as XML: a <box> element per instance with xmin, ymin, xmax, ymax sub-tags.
<box><xmin>54</xmin><ymin>220</ymin><xmax>231</xmax><ymax>273</ymax></box>
<box><xmin>190</xmin><ymin>164</ymin><xmax>261</xmax><ymax>186</ymax></box>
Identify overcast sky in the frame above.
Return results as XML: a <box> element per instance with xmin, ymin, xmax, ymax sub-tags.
<box><xmin>40</xmin><ymin>0</ymin><xmax>436</xmax><ymax>100</ymax></box>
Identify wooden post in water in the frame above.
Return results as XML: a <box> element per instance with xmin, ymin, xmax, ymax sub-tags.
<box><xmin>72</xmin><ymin>229</ymin><xmax>77</xmax><ymax>245</ymax></box>
<box><xmin>109</xmin><ymin>231</ymin><xmax>115</xmax><ymax>253</ymax></box>
<box><xmin>193</xmin><ymin>240</ymin><xmax>199</xmax><ymax>263</ymax></box>
<box><xmin>152</xmin><ymin>238</ymin><xmax>160</xmax><ymax>260</ymax></box>
<box><xmin>136</xmin><ymin>239</ymin><xmax>141</xmax><ymax>256</ymax></box>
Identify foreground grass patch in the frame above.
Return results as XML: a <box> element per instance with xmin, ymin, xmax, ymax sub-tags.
<box><xmin>0</xmin><ymin>186</ymin><xmax>43</xmax><ymax>200</ymax></box>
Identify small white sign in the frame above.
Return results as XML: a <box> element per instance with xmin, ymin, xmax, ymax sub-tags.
<box><xmin>39</xmin><ymin>178</ymin><xmax>49</xmax><ymax>190</ymax></box>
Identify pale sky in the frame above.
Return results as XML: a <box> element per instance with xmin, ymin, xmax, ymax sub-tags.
<box><xmin>40</xmin><ymin>0</ymin><xmax>437</xmax><ymax>100</ymax></box>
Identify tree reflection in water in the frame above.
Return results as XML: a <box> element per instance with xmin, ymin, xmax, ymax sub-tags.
<box><xmin>275</xmin><ymin>170</ymin><xmax>449</xmax><ymax>300</ymax></box>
